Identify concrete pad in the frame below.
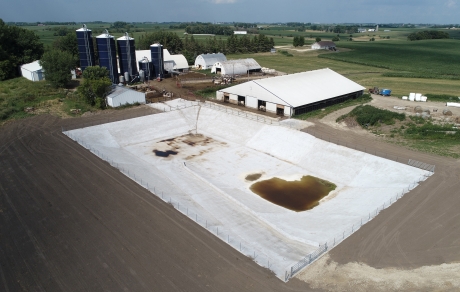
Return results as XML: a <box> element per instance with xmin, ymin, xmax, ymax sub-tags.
<box><xmin>65</xmin><ymin>103</ymin><xmax>430</xmax><ymax>281</ymax></box>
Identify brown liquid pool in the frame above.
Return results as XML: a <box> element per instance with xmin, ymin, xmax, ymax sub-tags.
<box><xmin>245</xmin><ymin>173</ymin><xmax>262</xmax><ymax>181</ymax></box>
<box><xmin>250</xmin><ymin>175</ymin><xmax>336</xmax><ymax>212</ymax></box>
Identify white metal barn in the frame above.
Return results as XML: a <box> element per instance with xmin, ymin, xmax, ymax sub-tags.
<box><xmin>163</xmin><ymin>49</ymin><xmax>189</xmax><ymax>72</ymax></box>
<box><xmin>135</xmin><ymin>49</ymin><xmax>188</xmax><ymax>72</ymax></box>
<box><xmin>211</xmin><ymin>58</ymin><xmax>261</xmax><ymax>76</ymax></box>
<box><xmin>311</xmin><ymin>41</ymin><xmax>336</xmax><ymax>50</ymax></box>
<box><xmin>106</xmin><ymin>86</ymin><xmax>145</xmax><ymax>108</ymax></box>
<box><xmin>216</xmin><ymin>68</ymin><xmax>365</xmax><ymax>117</ymax></box>
<box><xmin>194</xmin><ymin>53</ymin><xmax>227</xmax><ymax>70</ymax></box>
<box><xmin>21</xmin><ymin>60</ymin><xmax>45</xmax><ymax>82</ymax></box>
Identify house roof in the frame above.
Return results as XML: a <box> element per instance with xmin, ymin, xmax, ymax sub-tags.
<box><xmin>218</xmin><ymin>68</ymin><xmax>365</xmax><ymax>108</ymax></box>
<box><xmin>21</xmin><ymin>60</ymin><xmax>43</xmax><ymax>72</ymax></box>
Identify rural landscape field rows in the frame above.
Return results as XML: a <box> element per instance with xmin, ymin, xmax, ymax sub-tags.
<box><xmin>1</xmin><ymin>10</ymin><xmax>460</xmax><ymax>291</ymax></box>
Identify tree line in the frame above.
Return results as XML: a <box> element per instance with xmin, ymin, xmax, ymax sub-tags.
<box><xmin>184</xmin><ymin>24</ymin><xmax>234</xmax><ymax>36</ymax></box>
<box><xmin>138</xmin><ymin>31</ymin><xmax>274</xmax><ymax>64</ymax></box>
<box><xmin>0</xmin><ymin>20</ymin><xmax>44</xmax><ymax>81</ymax></box>
<box><xmin>407</xmin><ymin>30</ymin><xmax>450</xmax><ymax>41</ymax></box>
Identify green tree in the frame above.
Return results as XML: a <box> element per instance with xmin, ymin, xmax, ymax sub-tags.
<box><xmin>52</xmin><ymin>33</ymin><xmax>79</xmax><ymax>66</ymax></box>
<box><xmin>82</xmin><ymin>66</ymin><xmax>109</xmax><ymax>80</ymax></box>
<box><xmin>40</xmin><ymin>49</ymin><xmax>75</xmax><ymax>87</ymax></box>
<box><xmin>315</xmin><ymin>37</ymin><xmax>321</xmax><ymax>42</ymax></box>
<box><xmin>0</xmin><ymin>19</ymin><xmax>44</xmax><ymax>80</ymax></box>
<box><xmin>332</xmin><ymin>36</ymin><xmax>340</xmax><ymax>41</ymax></box>
<box><xmin>77</xmin><ymin>66</ymin><xmax>111</xmax><ymax>108</ymax></box>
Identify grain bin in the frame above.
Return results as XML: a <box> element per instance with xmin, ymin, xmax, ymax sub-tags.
<box><xmin>96</xmin><ymin>30</ymin><xmax>118</xmax><ymax>84</ymax></box>
<box><xmin>150</xmin><ymin>43</ymin><xmax>164</xmax><ymax>80</ymax></box>
<box><xmin>117</xmin><ymin>33</ymin><xmax>138</xmax><ymax>80</ymax></box>
<box><xmin>76</xmin><ymin>24</ymin><xmax>96</xmax><ymax>71</ymax></box>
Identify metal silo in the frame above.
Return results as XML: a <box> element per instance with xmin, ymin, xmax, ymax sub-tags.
<box><xmin>117</xmin><ymin>33</ymin><xmax>138</xmax><ymax>82</ymax></box>
<box><xmin>76</xmin><ymin>24</ymin><xmax>96</xmax><ymax>71</ymax></box>
<box><xmin>150</xmin><ymin>43</ymin><xmax>164</xmax><ymax>80</ymax></box>
<box><xmin>138</xmin><ymin>57</ymin><xmax>153</xmax><ymax>81</ymax></box>
<box><xmin>96</xmin><ymin>30</ymin><xmax>118</xmax><ymax>84</ymax></box>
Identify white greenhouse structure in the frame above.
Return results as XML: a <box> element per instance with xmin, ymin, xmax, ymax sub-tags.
<box><xmin>211</xmin><ymin>58</ymin><xmax>261</xmax><ymax>76</ymax></box>
<box><xmin>194</xmin><ymin>53</ymin><xmax>227</xmax><ymax>70</ymax></box>
<box><xmin>21</xmin><ymin>60</ymin><xmax>45</xmax><ymax>82</ymax></box>
<box><xmin>106</xmin><ymin>86</ymin><xmax>145</xmax><ymax>108</ymax></box>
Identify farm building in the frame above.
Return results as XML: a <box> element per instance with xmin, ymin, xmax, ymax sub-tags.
<box><xmin>135</xmin><ymin>49</ymin><xmax>188</xmax><ymax>73</ymax></box>
<box><xmin>234</xmin><ymin>31</ymin><xmax>247</xmax><ymax>34</ymax></box>
<box><xmin>216</xmin><ymin>68</ymin><xmax>365</xmax><ymax>117</ymax></box>
<box><xmin>163</xmin><ymin>49</ymin><xmax>189</xmax><ymax>73</ymax></box>
<box><xmin>311</xmin><ymin>41</ymin><xmax>336</xmax><ymax>50</ymax></box>
<box><xmin>211</xmin><ymin>58</ymin><xmax>261</xmax><ymax>76</ymax></box>
<box><xmin>194</xmin><ymin>53</ymin><xmax>227</xmax><ymax>70</ymax></box>
<box><xmin>106</xmin><ymin>85</ymin><xmax>145</xmax><ymax>107</ymax></box>
<box><xmin>20</xmin><ymin>60</ymin><xmax>45</xmax><ymax>82</ymax></box>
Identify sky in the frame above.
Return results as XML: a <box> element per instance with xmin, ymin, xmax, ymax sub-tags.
<box><xmin>1</xmin><ymin>0</ymin><xmax>459</xmax><ymax>24</ymax></box>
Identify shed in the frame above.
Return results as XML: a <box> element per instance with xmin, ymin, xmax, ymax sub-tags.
<box><xmin>135</xmin><ymin>49</ymin><xmax>188</xmax><ymax>72</ymax></box>
<box><xmin>194</xmin><ymin>53</ymin><xmax>227</xmax><ymax>70</ymax></box>
<box><xmin>311</xmin><ymin>41</ymin><xmax>336</xmax><ymax>50</ymax></box>
<box><xmin>106</xmin><ymin>85</ymin><xmax>145</xmax><ymax>107</ymax></box>
<box><xmin>21</xmin><ymin>60</ymin><xmax>45</xmax><ymax>82</ymax></box>
<box><xmin>163</xmin><ymin>49</ymin><xmax>189</xmax><ymax>72</ymax></box>
<box><xmin>211</xmin><ymin>58</ymin><xmax>261</xmax><ymax>76</ymax></box>
<box><xmin>216</xmin><ymin>68</ymin><xmax>365</xmax><ymax>117</ymax></box>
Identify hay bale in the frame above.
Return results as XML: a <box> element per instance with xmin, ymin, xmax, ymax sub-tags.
<box><xmin>422</xmin><ymin>109</ymin><xmax>430</xmax><ymax>114</ymax></box>
<box><xmin>414</xmin><ymin>106</ymin><xmax>423</xmax><ymax>113</ymax></box>
<box><xmin>443</xmin><ymin>109</ymin><xmax>453</xmax><ymax>116</ymax></box>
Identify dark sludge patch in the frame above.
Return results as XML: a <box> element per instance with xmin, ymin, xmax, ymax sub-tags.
<box><xmin>153</xmin><ymin>149</ymin><xmax>178</xmax><ymax>157</ymax></box>
<box><xmin>160</xmin><ymin>138</ymin><xmax>176</xmax><ymax>143</ymax></box>
<box><xmin>250</xmin><ymin>175</ymin><xmax>336</xmax><ymax>212</ymax></box>
<box><xmin>245</xmin><ymin>173</ymin><xmax>263</xmax><ymax>181</ymax></box>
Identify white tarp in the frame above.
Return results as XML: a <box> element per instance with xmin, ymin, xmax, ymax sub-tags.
<box><xmin>446</xmin><ymin>102</ymin><xmax>460</xmax><ymax>108</ymax></box>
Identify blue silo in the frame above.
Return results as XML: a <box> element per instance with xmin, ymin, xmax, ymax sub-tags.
<box><xmin>117</xmin><ymin>33</ymin><xmax>138</xmax><ymax>81</ymax></box>
<box><xmin>96</xmin><ymin>30</ymin><xmax>118</xmax><ymax>84</ymax></box>
<box><xmin>76</xmin><ymin>24</ymin><xmax>96</xmax><ymax>71</ymax></box>
<box><xmin>138</xmin><ymin>57</ymin><xmax>154</xmax><ymax>81</ymax></box>
<box><xmin>150</xmin><ymin>43</ymin><xmax>164</xmax><ymax>80</ymax></box>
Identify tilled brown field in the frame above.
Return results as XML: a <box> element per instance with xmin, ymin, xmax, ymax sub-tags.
<box><xmin>0</xmin><ymin>110</ymin><xmax>312</xmax><ymax>291</ymax></box>
<box><xmin>1</xmin><ymin>106</ymin><xmax>459</xmax><ymax>291</ymax></box>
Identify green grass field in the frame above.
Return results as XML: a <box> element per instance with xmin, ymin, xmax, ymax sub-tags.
<box><xmin>320</xmin><ymin>39</ymin><xmax>460</xmax><ymax>79</ymax></box>
<box><xmin>23</xmin><ymin>23</ymin><xmax>460</xmax><ymax>98</ymax></box>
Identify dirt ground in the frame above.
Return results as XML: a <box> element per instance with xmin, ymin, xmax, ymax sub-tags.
<box><xmin>1</xmin><ymin>100</ymin><xmax>460</xmax><ymax>291</ymax></box>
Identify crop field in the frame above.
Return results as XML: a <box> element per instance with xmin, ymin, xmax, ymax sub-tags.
<box><xmin>320</xmin><ymin>39</ymin><xmax>460</xmax><ymax>79</ymax></box>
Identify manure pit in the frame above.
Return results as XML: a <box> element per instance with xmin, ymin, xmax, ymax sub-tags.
<box><xmin>250</xmin><ymin>176</ymin><xmax>336</xmax><ymax>212</ymax></box>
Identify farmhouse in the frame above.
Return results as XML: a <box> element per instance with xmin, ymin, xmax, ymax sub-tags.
<box><xmin>211</xmin><ymin>58</ymin><xmax>261</xmax><ymax>76</ymax></box>
<box><xmin>194</xmin><ymin>53</ymin><xmax>227</xmax><ymax>70</ymax></box>
<box><xmin>311</xmin><ymin>41</ymin><xmax>336</xmax><ymax>50</ymax></box>
<box><xmin>106</xmin><ymin>85</ymin><xmax>145</xmax><ymax>107</ymax></box>
<box><xmin>216</xmin><ymin>68</ymin><xmax>365</xmax><ymax>116</ymax></box>
<box><xmin>20</xmin><ymin>60</ymin><xmax>45</xmax><ymax>82</ymax></box>
<box><xmin>234</xmin><ymin>31</ymin><xmax>247</xmax><ymax>34</ymax></box>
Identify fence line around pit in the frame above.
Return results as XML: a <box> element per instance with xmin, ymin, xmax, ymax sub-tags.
<box><xmin>61</xmin><ymin>130</ymin><xmax>281</xmax><ymax>279</ymax></box>
<box><xmin>61</xmin><ymin>103</ymin><xmax>436</xmax><ymax>282</ymax></box>
<box><xmin>301</xmin><ymin>128</ymin><xmax>436</xmax><ymax>175</ymax></box>
<box><xmin>285</xmin><ymin>171</ymin><xmax>431</xmax><ymax>280</ymax></box>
